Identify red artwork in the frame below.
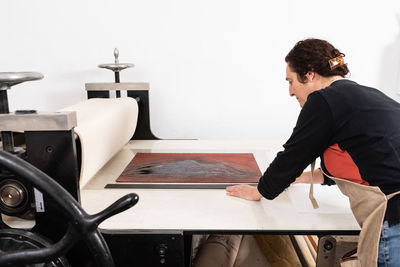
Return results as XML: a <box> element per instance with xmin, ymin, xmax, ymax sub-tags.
<box><xmin>116</xmin><ymin>153</ymin><xmax>261</xmax><ymax>183</ymax></box>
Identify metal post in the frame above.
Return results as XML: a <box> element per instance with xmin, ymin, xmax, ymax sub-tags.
<box><xmin>0</xmin><ymin>90</ymin><xmax>14</xmax><ymax>152</ymax></box>
<box><xmin>115</xmin><ymin>72</ymin><xmax>121</xmax><ymax>98</ymax></box>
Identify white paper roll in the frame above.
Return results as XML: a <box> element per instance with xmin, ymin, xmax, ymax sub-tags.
<box><xmin>60</xmin><ymin>98</ymin><xmax>138</xmax><ymax>188</ymax></box>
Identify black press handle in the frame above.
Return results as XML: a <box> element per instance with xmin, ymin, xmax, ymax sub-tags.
<box><xmin>89</xmin><ymin>193</ymin><xmax>139</xmax><ymax>226</ymax></box>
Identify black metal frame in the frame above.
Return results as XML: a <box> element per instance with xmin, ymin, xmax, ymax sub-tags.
<box><xmin>0</xmin><ymin>129</ymin><xmax>81</xmax><ymax>238</ymax></box>
<box><xmin>24</xmin><ymin>130</ymin><xmax>81</xmax><ymax>243</ymax></box>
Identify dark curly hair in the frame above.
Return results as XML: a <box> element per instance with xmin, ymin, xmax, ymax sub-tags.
<box><xmin>285</xmin><ymin>38</ymin><xmax>349</xmax><ymax>83</ymax></box>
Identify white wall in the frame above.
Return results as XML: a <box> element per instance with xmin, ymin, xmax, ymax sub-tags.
<box><xmin>1</xmin><ymin>0</ymin><xmax>400</xmax><ymax>140</ymax></box>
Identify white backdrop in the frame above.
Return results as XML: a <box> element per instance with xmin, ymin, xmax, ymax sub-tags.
<box><xmin>1</xmin><ymin>0</ymin><xmax>400</xmax><ymax>140</ymax></box>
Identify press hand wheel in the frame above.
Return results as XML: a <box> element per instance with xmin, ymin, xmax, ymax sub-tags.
<box><xmin>0</xmin><ymin>72</ymin><xmax>44</xmax><ymax>90</ymax></box>
<box><xmin>0</xmin><ymin>150</ymin><xmax>139</xmax><ymax>266</ymax></box>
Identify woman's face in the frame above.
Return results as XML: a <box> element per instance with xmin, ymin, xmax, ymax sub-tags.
<box><xmin>285</xmin><ymin>64</ymin><xmax>315</xmax><ymax>108</ymax></box>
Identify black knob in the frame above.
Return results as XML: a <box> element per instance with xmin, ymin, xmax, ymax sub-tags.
<box><xmin>158</xmin><ymin>244</ymin><xmax>167</xmax><ymax>256</ymax></box>
<box><xmin>323</xmin><ymin>240</ymin><xmax>333</xmax><ymax>250</ymax></box>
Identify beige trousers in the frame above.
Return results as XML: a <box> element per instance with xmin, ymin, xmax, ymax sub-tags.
<box><xmin>193</xmin><ymin>234</ymin><xmax>303</xmax><ymax>267</ymax></box>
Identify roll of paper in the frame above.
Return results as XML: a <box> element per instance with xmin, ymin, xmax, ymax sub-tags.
<box><xmin>60</xmin><ymin>98</ymin><xmax>138</xmax><ymax>188</ymax></box>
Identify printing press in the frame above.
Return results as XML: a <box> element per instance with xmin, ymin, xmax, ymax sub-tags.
<box><xmin>0</xmin><ymin>61</ymin><xmax>361</xmax><ymax>266</ymax></box>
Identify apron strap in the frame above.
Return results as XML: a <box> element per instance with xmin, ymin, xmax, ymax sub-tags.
<box><xmin>320</xmin><ymin>167</ymin><xmax>335</xmax><ymax>180</ymax></box>
<box><xmin>309</xmin><ymin>161</ymin><xmax>319</xmax><ymax>209</ymax></box>
<box><xmin>321</xmin><ymin>167</ymin><xmax>400</xmax><ymax>200</ymax></box>
<box><xmin>387</xmin><ymin>191</ymin><xmax>400</xmax><ymax>200</ymax></box>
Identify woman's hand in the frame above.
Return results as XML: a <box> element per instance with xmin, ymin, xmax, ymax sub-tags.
<box><xmin>226</xmin><ymin>184</ymin><xmax>263</xmax><ymax>201</ymax></box>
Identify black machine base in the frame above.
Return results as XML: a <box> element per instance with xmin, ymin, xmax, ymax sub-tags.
<box><xmin>101</xmin><ymin>231</ymin><xmax>185</xmax><ymax>267</ymax></box>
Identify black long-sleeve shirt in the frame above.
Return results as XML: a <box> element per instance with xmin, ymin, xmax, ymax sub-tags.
<box><xmin>257</xmin><ymin>79</ymin><xmax>400</xmax><ymax>226</ymax></box>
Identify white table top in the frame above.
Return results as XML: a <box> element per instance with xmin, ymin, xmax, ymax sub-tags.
<box><xmin>81</xmin><ymin>140</ymin><xmax>360</xmax><ymax>233</ymax></box>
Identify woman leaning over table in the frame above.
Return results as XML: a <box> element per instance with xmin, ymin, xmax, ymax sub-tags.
<box><xmin>226</xmin><ymin>38</ymin><xmax>400</xmax><ymax>267</ymax></box>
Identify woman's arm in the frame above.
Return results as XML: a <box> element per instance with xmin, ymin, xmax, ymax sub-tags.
<box><xmin>257</xmin><ymin>93</ymin><xmax>334</xmax><ymax>199</ymax></box>
<box><xmin>292</xmin><ymin>169</ymin><xmax>324</xmax><ymax>184</ymax></box>
<box><xmin>225</xmin><ymin>169</ymin><xmax>324</xmax><ymax>201</ymax></box>
<box><xmin>226</xmin><ymin>93</ymin><xmax>334</xmax><ymax>201</ymax></box>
